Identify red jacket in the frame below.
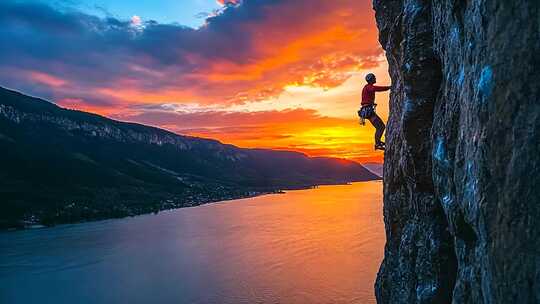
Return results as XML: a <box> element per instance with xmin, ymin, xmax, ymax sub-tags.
<box><xmin>361</xmin><ymin>84</ymin><xmax>391</xmax><ymax>106</ymax></box>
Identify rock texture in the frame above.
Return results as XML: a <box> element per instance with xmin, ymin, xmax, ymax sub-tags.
<box><xmin>373</xmin><ymin>0</ymin><xmax>539</xmax><ymax>303</ymax></box>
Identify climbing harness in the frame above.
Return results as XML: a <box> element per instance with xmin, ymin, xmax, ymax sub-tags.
<box><xmin>358</xmin><ymin>104</ymin><xmax>376</xmax><ymax>126</ymax></box>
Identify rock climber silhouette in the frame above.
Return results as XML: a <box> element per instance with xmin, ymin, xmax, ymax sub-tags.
<box><xmin>358</xmin><ymin>73</ymin><xmax>391</xmax><ymax>150</ymax></box>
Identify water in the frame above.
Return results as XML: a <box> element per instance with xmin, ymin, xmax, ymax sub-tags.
<box><xmin>0</xmin><ymin>181</ymin><xmax>385</xmax><ymax>304</ymax></box>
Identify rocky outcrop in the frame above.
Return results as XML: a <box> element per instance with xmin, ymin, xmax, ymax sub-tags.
<box><xmin>373</xmin><ymin>1</ymin><xmax>539</xmax><ymax>303</ymax></box>
<box><xmin>0</xmin><ymin>104</ymin><xmax>213</xmax><ymax>152</ymax></box>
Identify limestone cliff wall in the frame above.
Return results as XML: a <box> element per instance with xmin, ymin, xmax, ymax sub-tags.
<box><xmin>373</xmin><ymin>1</ymin><xmax>539</xmax><ymax>303</ymax></box>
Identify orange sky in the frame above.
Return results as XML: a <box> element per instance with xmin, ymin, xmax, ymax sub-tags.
<box><xmin>1</xmin><ymin>0</ymin><xmax>389</xmax><ymax>163</ymax></box>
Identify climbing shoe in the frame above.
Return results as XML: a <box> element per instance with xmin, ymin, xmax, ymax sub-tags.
<box><xmin>375</xmin><ymin>142</ymin><xmax>385</xmax><ymax>151</ymax></box>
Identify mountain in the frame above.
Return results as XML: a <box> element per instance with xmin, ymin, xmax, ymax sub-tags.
<box><xmin>373</xmin><ymin>1</ymin><xmax>539</xmax><ymax>303</ymax></box>
<box><xmin>361</xmin><ymin>162</ymin><xmax>383</xmax><ymax>178</ymax></box>
<box><xmin>0</xmin><ymin>87</ymin><xmax>379</xmax><ymax>228</ymax></box>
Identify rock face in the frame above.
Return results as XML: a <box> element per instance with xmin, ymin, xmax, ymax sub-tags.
<box><xmin>373</xmin><ymin>1</ymin><xmax>539</xmax><ymax>303</ymax></box>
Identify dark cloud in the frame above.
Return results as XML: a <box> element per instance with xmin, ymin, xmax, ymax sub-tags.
<box><xmin>0</xmin><ymin>0</ymin><xmax>380</xmax><ymax>108</ymax></box>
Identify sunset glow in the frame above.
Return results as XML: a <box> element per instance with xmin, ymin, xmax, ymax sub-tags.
<box><xmin>0</xmin><ymin>0</ymin><xmax>389</xmax><ymax>163</ymax></box>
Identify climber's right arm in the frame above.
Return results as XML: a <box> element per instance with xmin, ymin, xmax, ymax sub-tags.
<box><xmin>372</xmin><ymin>85</ymin><xmax>391</xmax><ymax>92</ymax></box>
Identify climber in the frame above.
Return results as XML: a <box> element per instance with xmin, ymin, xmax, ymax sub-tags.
<box><xmin>358</xmin><ymin>73</ymin><xmax>391</xmax><ymax>150</ymax></box>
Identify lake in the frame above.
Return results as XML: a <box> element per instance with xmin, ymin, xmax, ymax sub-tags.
<box><xmin>0</xmin><ymin>181</ymin><xmax>385</xmax><ymax>304</ymax></box>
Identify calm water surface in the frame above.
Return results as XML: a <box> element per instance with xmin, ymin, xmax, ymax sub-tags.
<box><xmin>0</xmin><ymin>181</ymin><xmax>385</xmax><ymax>304</ymax></box>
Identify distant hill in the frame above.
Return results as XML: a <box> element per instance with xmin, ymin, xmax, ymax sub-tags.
<box><xmin>362</xmin><ymin>163</ymin><xmax>383</xmax><ymax>178</ymax></box>
<box><xmin>0</xmin><ymin>87</ymin><xmax>379</xmax><ymax>228</ymax></box>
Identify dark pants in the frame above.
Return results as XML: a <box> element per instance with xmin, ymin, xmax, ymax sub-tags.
<box><xmin>369</xmin><ymin>114</ymin><xmax>385</xmax><ymax>145</ymax></box>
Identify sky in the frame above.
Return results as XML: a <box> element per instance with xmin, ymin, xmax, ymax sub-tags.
<box><xmin>0</xmin><ymin>0</ymin><xmax>390</xmax><ymax>163</ymax></box>
<box><xmin>66</xmin><ymin>0</ymin><xmax>222</xmax><ymax>27</ymax></box>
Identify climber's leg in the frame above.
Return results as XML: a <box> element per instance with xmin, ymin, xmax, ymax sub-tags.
<box><xmin>369</xmin><ymin>114</ymin><xmax>386</xmax><ymax>148</ymax></box>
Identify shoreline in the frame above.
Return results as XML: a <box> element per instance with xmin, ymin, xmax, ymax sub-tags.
<box><xmin>3</xmin><ymin>179</ymin><xmax>380</xmax><ymax>232</ymax></box>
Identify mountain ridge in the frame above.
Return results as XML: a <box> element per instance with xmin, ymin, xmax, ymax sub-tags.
<box><xmin>0</xmin><ymin>86</ymin><xmax>379</xmax><ymax>228</ymax></box>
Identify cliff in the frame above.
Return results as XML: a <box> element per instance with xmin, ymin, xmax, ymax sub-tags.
<box><xmin>373</xmin><ymin>1</ymin><xmax>539</xmax><ymax>303</ymax></box>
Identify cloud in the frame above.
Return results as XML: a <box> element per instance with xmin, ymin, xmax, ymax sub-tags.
<box><xmin>0</xmin><ymin>0</ymin><xmax>381</xmax><ymax>108</ymax></box>
<box><xmin>29</xmin><ymin>71</ymin><xmax>68</xmax><ymax>87</ymax></box>
<box><xmin>217</xmin><ymin>0</ymin><xmax>242</xmax><ymax>5</ymax></box>
<box><xmin>131</xmin><ymin>15</ymin><xmax>142</xmax><ymax>27</ymax></box>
